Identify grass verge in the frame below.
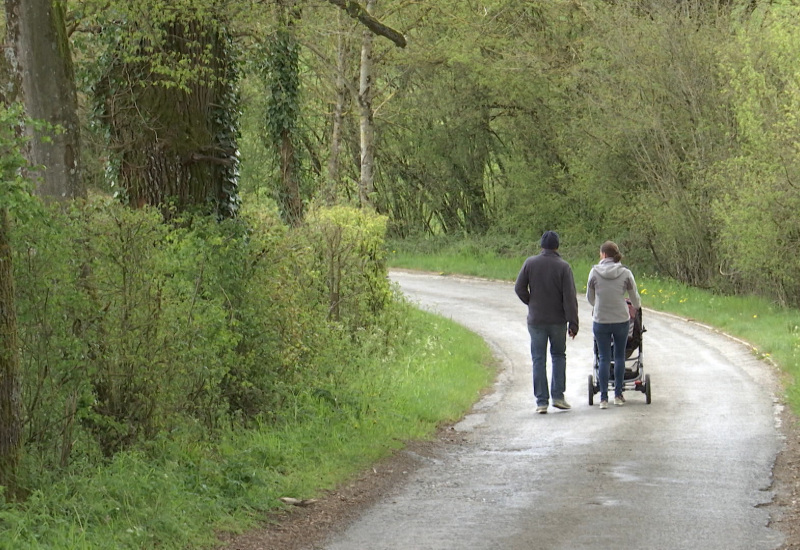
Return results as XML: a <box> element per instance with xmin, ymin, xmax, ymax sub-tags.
<box><xmin>0</xmin><ymin>307</ymin><xmax>494</xmax><ymax>549</ymax></box>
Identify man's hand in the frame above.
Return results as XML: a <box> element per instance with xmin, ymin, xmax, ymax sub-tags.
<box><xmin>568</xmin><ymin>324</ymin><xmax>578</xmax><ymax>339</ymax></box>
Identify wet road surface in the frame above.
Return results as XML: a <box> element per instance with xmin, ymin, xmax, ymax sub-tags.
<box><xmin>321</xmin><ymin>271</ymin><xmax>785</xmax><ymax>550</ymax></box>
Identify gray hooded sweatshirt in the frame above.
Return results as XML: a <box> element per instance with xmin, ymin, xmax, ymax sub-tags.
<box><xmin>586</xmin><ymin>259</ymin><xmax>641</xmax><ymax>324</ymax></box>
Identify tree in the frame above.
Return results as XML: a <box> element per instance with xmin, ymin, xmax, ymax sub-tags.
<box><xmin>94</xmin><ymin>8</ymin><xmax>240</xmax><ymax>218</ymax></box>
<box><xmin>573</xmin><ymin>3</ymin><xmax>731</xmax><ymax>285</ymax></box>
<box><xmin>371</xmin><ymin>0</ymin><xmax>569</xmax><ymax>237</ymax></box>
<box><xmin>322</xmin><ymin>0</ymin><xmax>407</xmax><ymax>210</ymax></box>
<box><xmin>0</xmin><ymin>101</ymin><xmax>32</xmax><ymax>498</ymax></box>
<box><xmin>4</xmin><ymin>0</ymin><xmax>84</xmax><ymax>201</ymax></box>
<box><xmin>710</xmin><ymin>3</ymin><xmax>800</xmax><ymax>305</ymax></box>
<box><xmin>0</xmin><ymin>207</ymin><xmax>21</xmax><ymax>497</ymax></box>
<box><xmin>2</xmin><ymin>0</ymin><xmax>82</xmax><ymax>497</ymax></box>
<box><xmin>325</xmin><ymin>10</ymin><xmax>350</xmax><ymax>204</ymax></box>
<box><xmin>357</xmin><ymin>0</ymin><xmax>376</xmax><ymax>208</ymax></box>
<box><xmin>325</xmin><ymin>0</ymin><xmax>406</xmax><ymax>48</ymax></box>
<box><xmin>0</xmin><ymin>205</ymin><xmax>21</xmax><ymax>497</ymax></box>
<box><xmin>260</xmin><ymin>0</ymin><xmax>305</xmax><ymax>226</ymax></box>
<box><xmin>253</xmin><ymin>0</ymin><xmax>406</xmax><ymax>221</ymax></box>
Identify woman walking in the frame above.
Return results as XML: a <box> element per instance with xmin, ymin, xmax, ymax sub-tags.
<box><xmin>586</xmin><ymin>241</ymin><xmax>641</xmax><ymax>409</ymax></box>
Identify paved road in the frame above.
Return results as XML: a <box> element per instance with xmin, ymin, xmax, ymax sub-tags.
<box><xmin>323</xmin><ymin>270</ymin><xmax>785</xmax><ymax>550</ymax></box>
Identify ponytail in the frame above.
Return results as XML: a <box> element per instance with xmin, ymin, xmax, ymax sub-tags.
<box><xmin>601</xmin><ymin>241</ymin><xmax>622</xmax><ymax>263</ymax></box>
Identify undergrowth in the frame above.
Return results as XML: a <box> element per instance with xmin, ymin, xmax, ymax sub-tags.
<box><xmin>0</xmin><ymin>200</ymin><xmax>495</xmax><ymax>549</ymax></box>
<box><xmin>0</xmin><ymin>302</ymin><xmax>493</xmax><ymax>550</ymax></box>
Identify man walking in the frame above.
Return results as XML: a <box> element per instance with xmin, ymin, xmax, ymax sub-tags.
<box><xmin>514</xmin><ymin>231</ymin><xmax>579</xmax><ymax>414</ymax></box>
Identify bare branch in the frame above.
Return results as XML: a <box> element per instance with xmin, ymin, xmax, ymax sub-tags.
<box><xmin>325</xmin><ymin>0</ymin><xmax>407</xmax><ymax>48</ymax></box>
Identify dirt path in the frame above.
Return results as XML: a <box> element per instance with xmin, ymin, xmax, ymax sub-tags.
<box><xmin>220</xmin><ymin>271</ymin><xmax>800</xmax><ymax>550</ymax></box>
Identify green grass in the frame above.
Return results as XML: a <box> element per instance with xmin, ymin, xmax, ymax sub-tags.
<box><xmin>389</xmin><ymin>244</ymin><xmax>595</xmax><ymax>284</ymax></box>
<box><xmin>0</xmin><ymin>308</ymin><xmax>495</xmax><ymax>549</ymax></box>
<box><xmin>389</xmin><ymin>248</ymin><xmax>525</xmax><ymax>280</ymax></box>
<box><xmin>389</xmin><ymin>248</ymin><xmax>800</xmax><ymax>415</ymax></box>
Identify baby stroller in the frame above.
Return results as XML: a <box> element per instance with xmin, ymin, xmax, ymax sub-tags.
<box><xmin>588</xmin><ymin>301</ymin><xmax>651</xmax><ymax>404</ymax></box>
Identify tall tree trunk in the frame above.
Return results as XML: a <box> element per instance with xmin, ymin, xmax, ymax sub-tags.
<box><xmin>326</xmin><ymin>11</ymin><xmax>349</xmax><ymax>204</ymax></box>
<box><xmin>98</xmin><ymin>19</ymin><xmax>239</xmax><ymax>218</ymax></box>
<box><xmin>278</xmin><ymin>1</ymin><xmax>303</xmax><ymax>225</ymax></box>
<box><xmin>279</xmin><ymin>124</ymin><xmax>303</xmax><ymax>225</ymax></box>
<box><xmin>5</xmin><ymin>0</ymin><xmax>84</xmax><ymax>201</ymax></box>
<box><xmin>462</xmin><ymin>106</ymin><xmax>491</xmax><ymax>233</ymax></box>
<box><xmin>0</xmin><ymin>208</ymin><xmax>21</xmax><ymax>497</ymax></box>
<box><xmin>358</xmin><ymin>0</ymin><xmax>376</xmax><ymax>209</ymax></box>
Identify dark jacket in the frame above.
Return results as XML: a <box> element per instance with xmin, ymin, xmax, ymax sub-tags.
<box><xmin>514</xmin><ymin>250</ymin><xmax>579</xmax><ymax>332</ymax></box>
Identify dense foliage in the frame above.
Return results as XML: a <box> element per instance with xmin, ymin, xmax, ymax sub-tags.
<box><xmin>40</xmin><ymin>0</ymin><xmax>799</xmax><ymax>306</ymax></box>
<box><xmin>6</xmin><ymin>1</ymin><xmax>799</xmax><ymax>304</ymax></box>
<box><xmin>11</xmin><ymin>197</ymin><xmax>393</xmax><ymax>465</ymax></box>
<box><xmin>237</xmin><ymin>0</ymin><xmax>800</xmax><ymax>305</ymax></box>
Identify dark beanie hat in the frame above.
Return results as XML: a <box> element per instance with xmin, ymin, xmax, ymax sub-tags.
<box><xmin>540</xmin><ymin>231</ymin><xmax>560</xmax><ymax>250</ymax></box>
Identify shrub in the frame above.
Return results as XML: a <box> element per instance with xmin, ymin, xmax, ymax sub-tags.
<box><xmin>301</xmin><ymin>205</ymin><xmax>392</xmax><ymax>333</ymax></box>
<box><xmin>11</xmin><ymin>197</ymin><xmax>397</xmax><ymax>474</ymax></box>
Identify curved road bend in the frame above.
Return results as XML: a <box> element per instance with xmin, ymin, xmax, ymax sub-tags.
<box><xmin>322</xmin><ymin>270</ymin><xmax>786</xmax><ymax>550</ymax></box>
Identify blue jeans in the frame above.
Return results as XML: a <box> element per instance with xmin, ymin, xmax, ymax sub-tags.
<box><xmin>593</xmin><ymin>321</ymin><xmax>629</xmax><ymax>401</ymax></box>
<box><xmin>527</xmin><ymin>323</ymin><xmax>567</xmax><ymax>407</ymax></box>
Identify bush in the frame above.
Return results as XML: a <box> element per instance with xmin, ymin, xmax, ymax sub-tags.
<box><xmin>301</xmin><ymin>205</ymin><xmax>392</xmax><ymax>333</ymax></box>
<box><xmin>11</xmin><ymin>197</ymin><xmax>396</xmax><ymax>474</ymax></box>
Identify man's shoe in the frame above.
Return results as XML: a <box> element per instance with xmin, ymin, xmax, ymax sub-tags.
<box><xmin>615</xmin><ymin>395</ymin><xmax>625</xmax><ymax>406</ymax></box>
<box><xmin>552</xmin><ymin>399</ymin><xmax>571</xmax><ymax>410</ymax></box>
<box><xmin>599</xmin><ymin>400</ymin><xmax>608</xmax><ymax>409</ymax></box>
<box><xmin>536</xmin><ymin>405</ymin><xmax>548</xmax><ymax>414</ymax></box>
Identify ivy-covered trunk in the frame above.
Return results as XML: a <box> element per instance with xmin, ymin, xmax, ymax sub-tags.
<box><xmin>262</xmin><ymin>1</ymin><xmax>304</xmax><ymax>226</ymax></box>
<box><xmin>98</xmin><ymin>19</ymin><xmax>239</xmax><ymax>218</ymax></box>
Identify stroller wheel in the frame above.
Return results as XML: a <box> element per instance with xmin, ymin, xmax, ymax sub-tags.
<box><xmin>588</xmin><ymin>374</ymin><xmax>594</xmax><ymax>406</ymax></box>
<box><xmin>645</xmin><ymin>374</ymin><xmax>652</xmax><ymax>404</ymax></box>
